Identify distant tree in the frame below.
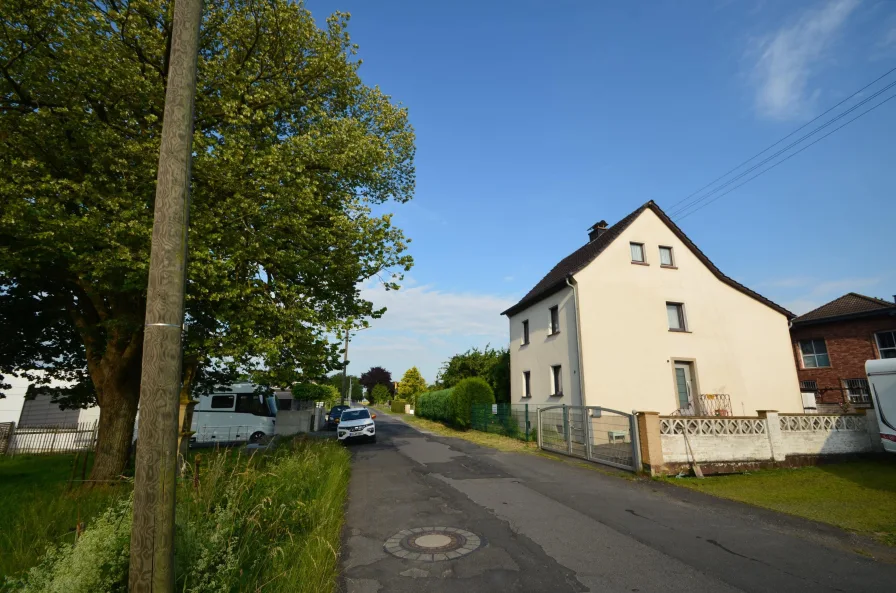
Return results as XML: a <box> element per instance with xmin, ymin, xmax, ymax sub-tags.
<box><xmin>371</xmin><ymin>384</ymin><xmax>390</xmax><ymax>405</ymax></box>
<box><xmin>396</xmin><ymin>367</ymin><xmax>427</xmax><ymax>404</ymax></box>
<box><xmin>326</xmin><ymin>373</ymin><xmax>363</xmax><ymax>401</ymax></box>
<box><xmin>437</xmin><ymin>346</ymin><xmax>510</xmax><ymax>402</ymax></box>
<box><xmin>292</xmin><ymin>383</ymin><xmax>339</xmax><ymax>406</ymax></box>
<box><xmin>360</xmin><ymin>366</ymin><xmax>394</xmax><ymax>396</ymax></box>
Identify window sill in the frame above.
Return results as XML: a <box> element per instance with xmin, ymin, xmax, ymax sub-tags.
<box><xmin>631</xmin><ymin>261</ymin><xmax>650</xmax><ymax>266</ymax></box>
<box><xmin>520</xmin><ymin>342</ymin><xmax>530</xmax><ymax>348</ymax></box>
<box><xmin>802</xmin><ymin>366</ymin><xmax>831</xmax><ymax>370</ymax></box>
<box><xmin>668</xmin><ymin>329</ymin><xmax>692</xmax><ymax>333</ymax></box>
<box><xmin>547</xmin><ymin>331</ymin><xmax>561</xmax><ymax>337</ymax></box>
<box><xmin>660</xmin><ymin>265</ymin><xmax>678</xmax><ymax>269</ymax></box>
<box><xmin>549</xmin><ymin>393</ymin><xmax>564</xmax><ymax>398</ymax></box>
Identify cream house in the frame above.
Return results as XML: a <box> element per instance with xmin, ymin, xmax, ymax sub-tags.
<box><xmin>502</xmin><ymin>201</ymin><xmax>803</xmax><ymax>416</ymax></box>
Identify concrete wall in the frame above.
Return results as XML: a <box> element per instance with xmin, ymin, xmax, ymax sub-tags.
<box><xmin>574</xmin><ymin>208</ymin><xmax>802</xmax><ymax>414</ymax></box>
<box><xmin>508</xmin><ymin>286</ymin><xmax>582</xmax><ymax>406</ymax></box>
<box><xmin>662</xmin><ymin>433</ymin><xmax>772</xmax><ymax>463</ymax></box>
<box><xmin>275</xmin><ymin>410</ymin><xmax>314</xmax><ymax>436</ymax></box>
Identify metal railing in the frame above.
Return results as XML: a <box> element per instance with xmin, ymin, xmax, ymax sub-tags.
<box><xmin>5</xmin><ymin>421</ymin><xmax>99</xmax><ymax>455</ymax></box>
<box><xmin>675</xmin><ymin>394</ymin><xmax>732</xmax><ymax>416</ymax></box>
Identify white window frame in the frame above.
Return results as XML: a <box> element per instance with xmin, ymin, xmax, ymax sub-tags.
<box><xmin>630</xmin><ymin>242</ymin><xmax>646</xmax><ymax>263</ymax></box>
<box><xmin>659</xmin><ymin>246</ymin><xmax>675</xmax><ymax>267</ymax></box>
<box><xmin>844</xmin><ymin>378</ymin><xmax>871</xmax><ymax>404</ymax></box>
<box><xmin>666</xmin><ymin>302</ymin><xmax>687</xmax><ymax>332</ymax></box>
<box><xmin>551</xmin><ymin>365</ymin><xmax>562</xmax><ymax>396</ymax></box>
<box><xmin>876</xmin><ymin>330</ymin><xmax>896</xmax><ymax>359</ymax></box>
<box><xmin>799</xmin><ymin>339</ymin><xmax>830</xmax><ymax>368</ymax></box>
<box><xmin>522</xmin><ymin>371</ymin><xmax>531</xmax><ymax>398</ymax></box>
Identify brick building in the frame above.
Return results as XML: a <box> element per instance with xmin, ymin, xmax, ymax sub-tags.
<box><xmin>790</xmin><ymin>293</ymin><xmax>896</xmax><ymax>413</ymax></box>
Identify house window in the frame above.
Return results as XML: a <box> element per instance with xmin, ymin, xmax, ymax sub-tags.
<box><xmin>799</xmin><ymin>380</ymin><xmax>818</xmax><ymax>391</ymax></box>
<box><xmin>210</xmin><ymin>395</ymin><xmax>235</xmax><ymax>409</ymax></box>
<box><xmin>799</xmin><ymin>339</ymin><xmax>830</xmax><ymax>368</ymax></box>
<box><xmin>522</xmin><ymin>320</ymin><xmax>530</xmax><ymax>345</ymax></box>
<box><xmin>523</xmin><ymin>371</ymin><xmax>531</xmax><ymax>398</ymax></box>
<box><xmin>551</xmin><ymin>365</ymin><xmax>562</xmax><ymax>396</ymax></box>
<box><xmin>876</xmin><ymin>330</ymin><xmax>896</xmax><ymax>359</ymax></box>
<box><xmin>549</xmin><ymin>306</ymin><xmax>559</xmax><ymax>335</ymax></box>
<box><xmin>659</xmin><ymin>246</ymin><xmax>674</xmax><ymax>267</ymax></box>
<box><xmin>630</xmin><ymin>242</ymin><xmax>645</xmax><ymax>263</ymax></box>
<box><xmin>666</xmin><ymin>302</ymin><xmax>687</xmax><ymax>331</ymax></box>
<box><xmin>844</xmin><ymin>378</ymin><xmax>871</xmax><ymax>404</ymax></box>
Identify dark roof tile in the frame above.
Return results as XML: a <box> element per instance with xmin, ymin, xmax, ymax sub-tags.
<box><xmin>792</xmin><ymin>293</ymin><xmax>896</xmax><ymax>324</ymax></box>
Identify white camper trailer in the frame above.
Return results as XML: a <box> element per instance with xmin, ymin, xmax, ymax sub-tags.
<box><xmin>190</xmin><ymin>383</ymin><xmax>278</xmax><ymax>445</ymax></box>
<box><xmin>866</xmin><ymin>359</ymin><xmax>896</xmax><ymax>454</ymax></box>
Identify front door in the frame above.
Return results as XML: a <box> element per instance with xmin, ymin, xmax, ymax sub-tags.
<box><xmin>674</xmin><ymin>362</ymin><xmax>696</xmax><ymax>414</ymax></box>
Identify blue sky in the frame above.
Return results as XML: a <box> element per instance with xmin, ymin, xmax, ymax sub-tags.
<box><xmin>307</xmin><ymin>0</ymin><xmax>896</xmax><ymax>383</ymax></box>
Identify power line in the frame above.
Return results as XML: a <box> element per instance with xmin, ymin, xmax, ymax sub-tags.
<box><xmin>665</xmin><ymin>65</ymin><xmax>896</xmax><ymax>213</ymax></box>
<box><xmin>668</xmin><ymin>78</ymin><xmax>896</xmax><ymax>218</ymax></box>
<box><xmin>674</xmin><ymin>91</ymin><xmax>896</xmax><ymax>222</ymax></box>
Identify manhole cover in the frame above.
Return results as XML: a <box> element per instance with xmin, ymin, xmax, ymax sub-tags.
<box><xmin>384</xmin><ymin>526</ymin><xmax>484</xmax><ymax>561</ymax></box>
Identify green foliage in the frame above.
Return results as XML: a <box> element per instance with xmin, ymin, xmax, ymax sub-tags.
<box><xmin>450</xmin><ymin>377</ymin><xmax>495</xmax><ymax>429</ymax></box>
<box><xmin>370</xmin><ymin>384</ymin><xmax>390</xmax><ymax>405</ymax></box>
<box><xmin>292</xmin><ymin>383</ymin><xmax>339</xmax><ymax>406</ymax></box>
<box><xmin>325</xmin><ymin>374</ymin><xmax>362</xmax><ymax>401</ymax></box>
<box><xmin>436</xmin><ymin>346</ymin><xmax>510</xmax><ymax>403</ymax></box>
<box><xmin>390</xmin><ymin>400</ymin><xmax>408</xmax><ymax>414</ymax></box>
<box><xmin>0</xmin><ymin>0</ymin><xmax>415</xmax><ymax>476</ymax></box>
<box><xmin>6</xmin><ymin>439</ymin><xmax>350</xmax><ymax>592</ymax></box>
<box><xmin>396</xmin><ymin>367</ymin><xmax>427</xmax><ymax>405</ymax></box>
<box><xmin>415</xmin><ymin>388</ymin><xmax>454</xmax><ymax>424</ymax></box>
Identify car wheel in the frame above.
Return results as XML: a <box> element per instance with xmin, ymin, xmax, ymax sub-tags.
<box><xmin>249</xmin><ymin>431</ymin><xmax>265</xmax><ymax>444</ymax></box>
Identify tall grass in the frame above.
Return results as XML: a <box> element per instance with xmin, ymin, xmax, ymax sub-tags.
<box><xmin>2</xmin><ymin>438</ymin><xmax>350</xmax><ymax>592</ymax></box>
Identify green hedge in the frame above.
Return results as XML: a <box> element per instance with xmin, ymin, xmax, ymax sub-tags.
<box><xmin>451</xmin><ymin>377</ymin><xmax>495</xmax><ymax>429</ymax></box>
<box><xmin>415</xmin><ymin>388</ymin><xmax>454</xmax><ymax>423</ymax></box>
<box><xmin>390</xmin><ymin>399</ymin><xmax>408</xmax><ymax>413</ymax></box>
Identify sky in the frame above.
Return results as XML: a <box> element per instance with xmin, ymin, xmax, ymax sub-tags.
<box><xmin>304</xmin><ymin>0</ymin><xmax>896</xmax><ymax>383</ymax></box>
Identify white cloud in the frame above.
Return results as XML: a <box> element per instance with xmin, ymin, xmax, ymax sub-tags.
<box><xmin>750</xmin><ymin>0</ymin><xmax>860</xmax><ymax>120</ymax></box>
<box><xmin>346</xmin><ymin>280</ymin><xmax>516</xmax><ymax>382</ymax></box>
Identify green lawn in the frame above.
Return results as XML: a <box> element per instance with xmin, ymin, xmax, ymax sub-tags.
<box><xmin>666</xmin><ymin>460</ymin><xmax>896</xmax><ymax>546</ymax></box>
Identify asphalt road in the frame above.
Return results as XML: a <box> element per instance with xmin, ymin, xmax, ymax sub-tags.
<box><xmin>340</xmin><ymin>412</ymin><xmax>896</xmax><ymax>593</ymax></box>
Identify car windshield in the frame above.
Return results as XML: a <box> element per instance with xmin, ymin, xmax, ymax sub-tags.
<box><xmin>341</xmin><ymin>409</ymin><xmax>370</xmax><ymax>422</ymax></box>
<box><xmin>330</xmin><ymin>406</ymin><xmax>348</xmax><ymax>415</ymax></box>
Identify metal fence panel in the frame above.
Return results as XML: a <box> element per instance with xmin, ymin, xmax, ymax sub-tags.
<box><xmin>6</xmin><ymin>421</ymin><xmax>98</xmax><ymax>455</ymax></box>
<box><xmin>537</xmin><ymin>405</ymin><xmax>640</xmax><ymax>472</ymax></box>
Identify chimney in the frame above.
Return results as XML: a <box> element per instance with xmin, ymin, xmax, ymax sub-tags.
<box><xmin>588</xmin><ymin>220</ymin><xmax>608</xmax><ymax>242</ymax></box>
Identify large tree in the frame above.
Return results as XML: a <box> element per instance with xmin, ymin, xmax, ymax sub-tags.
<box><xmin>359</xmin><ymin>366</ymin><xmax>393</xmax><ymax>396</ymax></box>
<box><xmin>436</xmin><ymin>345</ymin><xmax>510</xmax><ymax>402</ymax></box>
<box><xmin>0</xmin><ymin>0</ymin><xmax>414</xmax><ymax>479</ymax></box>
<box><xmin>396</xmin><ymin>366</ymin><xmax>426</xmax><ymax>403</ymax></box>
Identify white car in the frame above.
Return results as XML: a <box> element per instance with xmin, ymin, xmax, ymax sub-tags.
<box><xmin>337</xmin><ymin>407</ymin><xmax>377</xmax><ymax>443</ymax></box>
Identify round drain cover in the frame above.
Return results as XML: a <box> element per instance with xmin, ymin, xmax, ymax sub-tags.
<box><xmin>384</xmin><ymin>526</ymin><xmax>484</xmax><ymax>561</ymax></box>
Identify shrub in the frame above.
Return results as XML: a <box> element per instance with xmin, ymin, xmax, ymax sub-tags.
<box><xmin>450</xmin><ymin>377</ymin><xmax>494</xmax><ymax>429</ymax></box>
<box><xmin>415</xmin><ymin>388</ymin><xmax>454</xmax><ymax>423</ymax></box>
<box><xmin>292</xmin><ymin>383</ymin><xmax>339</xmax><ymax>405</ymax></box>
<box><xmin>370</xmin><ymin>384</ymin><xmax>390</xmax><ymax>406</ymax></box>
<box><xmin>390</xmin><ymin>399</ymin><xmax>407</xmax><ymax>414</ymax></box>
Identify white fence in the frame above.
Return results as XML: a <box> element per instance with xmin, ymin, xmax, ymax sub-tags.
<box><xmin>4</xmin><ymin>421</ymin><xmax>98</xmax><ymax>455</ymax></box>
<box><xmin>657</xmin><ymin>411</ymin><xmax>882</xmax><ymax>465</ymax></box>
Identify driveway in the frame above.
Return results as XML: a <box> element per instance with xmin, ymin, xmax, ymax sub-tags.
<box><xmin>340</xmin><ymin>412</ymin><xmax>896</xmax><ymax>592</ymax></box>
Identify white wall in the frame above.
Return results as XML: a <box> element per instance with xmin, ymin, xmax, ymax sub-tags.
<box><xmin>508</xmin><ymin>286</ymin><xmax>582</xmax><ymax>405</ymax></box>
<box><xmin>574</xmin><ymin>209</ymin><xmax>802</xmax><ymax>414</ymax></box>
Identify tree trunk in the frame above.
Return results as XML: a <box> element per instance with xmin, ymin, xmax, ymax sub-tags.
<box><xmin>90</xmin><ymin>387</ymin><xmax>139</xmax><ymax>482</ymax></box>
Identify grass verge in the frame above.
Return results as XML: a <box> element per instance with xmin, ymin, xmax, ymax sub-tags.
<box><xmin>386</xmin><ymin>408</ymin><xmax>539</xmax><ymax>453</ymax></box>
<box><xmin>663</xmin><ymin>459</ymin><xmax>896</xmax><ymax>546</ymax></box>
<box><xmin>1</xmin><ymin>438</ymin><xmax>350</xmax><ymax>592</ymax></box>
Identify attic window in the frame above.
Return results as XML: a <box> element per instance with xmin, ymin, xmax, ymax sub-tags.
<box><xmin>659</xmin><ymin>246</ymin><xmax>674</xmax><ymax>267</ymax></box>
<box><xmin>630</xmin><ymin>242</ymin><xmax>645</xmax><ymax>263</ymax></box>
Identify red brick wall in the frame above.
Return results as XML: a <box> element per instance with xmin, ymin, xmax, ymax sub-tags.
<box><xmin>790</xmin><ymin>317</ymin><xmax>896</xmax><ymax>403</ymax></box>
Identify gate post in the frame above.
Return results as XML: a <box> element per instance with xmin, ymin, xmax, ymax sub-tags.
<box><xmin>585</xmin><ymin>408</ymin><xmax>594</xmax><ymax>461</ymax></box>
<box><xmin>563</xmin><ymin>405</ymin><xmax>572</xmax><ymax>454</ymax></box>
<box><xmin>525</xmin><ymin>404</ymin><xmax>530</xmax><ymax>442</ymax></box>
<box><xmin>630</xmin><ymin>411</ymin><xmax>642</xmax><ymax>473</ymax></box>
<box><xmin>536</xmin><ymin>407</ymin><xmax>543</xmax><ymax>449</ymax></box>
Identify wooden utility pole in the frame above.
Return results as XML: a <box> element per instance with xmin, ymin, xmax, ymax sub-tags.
<box><xmin>129</xmin><ymin>0</ymin><xmax>203</xmax><ymax>591</ymax></box>
<box><xmin>341</xmin><ymin>331</ymin><xmax>350</xmax><ymax>404</ymax></box>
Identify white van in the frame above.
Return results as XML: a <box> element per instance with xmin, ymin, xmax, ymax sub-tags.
<box><xmin>190</xmin><ymin>383</ymin><xmax>278</xmax><ymax>445</ymax></box>
<box><xmin>866</xmin><ymin>359</ymin><xmax>896</xmax><ymax>453</ymax></box>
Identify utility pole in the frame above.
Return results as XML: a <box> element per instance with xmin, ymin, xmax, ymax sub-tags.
<box><xmin>129</xmin><ymin>1</ymin><xmax>203</xmax><ymax>591</ymax></box>
<box><xmin>341</xmin><ymin>331</ymin><xmax>350</xmax><ymax>405</ymax></box>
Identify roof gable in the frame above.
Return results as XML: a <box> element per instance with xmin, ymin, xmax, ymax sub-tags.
<box><xmin>501</xmin><ymin>201</ymin><xmax>792</xmax><ymax>318</ymax></box>
<box><xmin>792</xmin><ymin>292</ymin><xmax>896</xmax><ymax>325</ymax></box>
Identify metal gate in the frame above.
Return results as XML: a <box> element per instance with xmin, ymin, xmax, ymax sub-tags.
<box><xmin>537</xmin><ymin>405</ymin><xmax>640</xmax><ymax>472</ymax></box>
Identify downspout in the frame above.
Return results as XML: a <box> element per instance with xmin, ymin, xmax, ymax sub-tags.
<box><xmin>566</xmin><ymin>275</ymin><xmax>586</xmax><ymax>407</ymax></box>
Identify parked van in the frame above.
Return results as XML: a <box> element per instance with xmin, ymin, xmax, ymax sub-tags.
<box><xmin>866</xmin><ymin>359</ymin><xmax>896</xmax><ymax>453</ymax></box>
<box><xmin>190</xmin><ymin>383</ymin><xmax>278</xmax><ymax>445</ymax></box>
